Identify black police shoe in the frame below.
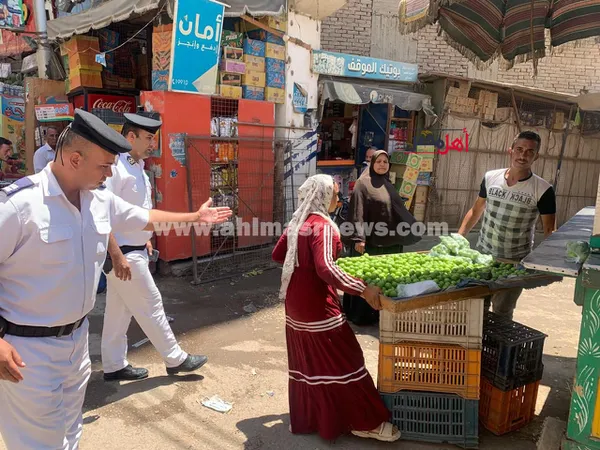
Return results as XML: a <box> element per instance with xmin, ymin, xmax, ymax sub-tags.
<box><xmin>166</xmin><ymin>355</ymin><xmax>208</xmax><ymax>375</ymax></box>
<box><xmin>104</xmin><ymin>365</ymin><xmax>149</xmax><ymax>381</ymax></box>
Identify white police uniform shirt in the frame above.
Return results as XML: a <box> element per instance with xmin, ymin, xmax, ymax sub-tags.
<box><xmin>0</xmin><ymin>163</ymin><xmax>150</xmax><ymax>326</ymax></box>
<box><xmin>33</xmin><ymin>143</ymin><xmax>55</xmax><ymax>173</ymax></box>
<box><xmin>104</xmin><ymin>152</ymin><xmax>153</xmax><ymax>246</ymax></box>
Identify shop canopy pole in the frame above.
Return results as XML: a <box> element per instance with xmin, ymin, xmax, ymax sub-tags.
<box><xmin>33</xmin><ymin>0</ymin><xmax>52</xmax><ymax>79</ymax></box>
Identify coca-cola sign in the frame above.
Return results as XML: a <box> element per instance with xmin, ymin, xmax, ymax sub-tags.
<box><xmin>72</xmin><ymin>94</ymin><xmax>137</xmax><ymax>114</ymax></box>
<box><xmin>92</xmin><ymin>99</ymin><xmax>134</xmax><ymax>113</ymax></box>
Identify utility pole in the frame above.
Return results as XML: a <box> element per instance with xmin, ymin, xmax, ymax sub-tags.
<box><xmin>33</xmin><ymin>0</ymin><xmax>52</xmax><ymax>78</ymax></box>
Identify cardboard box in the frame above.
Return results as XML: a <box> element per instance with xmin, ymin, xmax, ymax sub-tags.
<box><xmin>69</xmin><ymin>52</ymin><xmax>102</xmax><ymax>71</ymax></box>
<box><xmin>243</xmin><ymin>55</ymin><xmax>266</xmax><ymax>73</ymax></box>
<box><xmin>414</xmin><ymin>186</ymin><xmax>429</xmax><ymax>204</ymax></box>
<box><xmin>246</xmin><ymin>29</ymin><xmax>285</xmax><ymax>45</ymax></box>
<box><xmin>244</xmin><ymin>38</ymin><xmax>266</xmax><ymax>57</ymax></box>
<box><xmin>223</xmin><ymin>46</ymin><xmax>244</xmax><ymax>60</ymax></box>
<box><xmin>220</xmin><ymin>72</ymin><xmax>242</xmax><ymax>86</ymax></box>
<box><xmin>445</xmin><ymin>94</ymin><xmax>458</xmax><ymax>105</ymax></box>
<box><xmin>448</xmin><ymin>87</ymin><xmax>461</xmax><ymax>97</ymax></box>
<box><xmin>413</xmin><ymin>203</ymin><xmax>426</xmax><ymax>222</ymax></box>
<box><xmin>553</xmin><ymin>111</ymin><xmax>565</xmax><ymax>130</ymax></box>
<box><xmin>69</xmin><ymin>69</ymin><xmax>102</xmax><ymax>90</ymax></box>
<box><xmin>261</xmin><ymin>15</ymin><xmax>287</xmax><ymax>32</ymax></box>
<box><xmin>219</xmin><ymin>85</ymin><xmax>242</xmax><ymax>99</ymax></box>
<box><xmin>221</xmin><ymin>30</ymin><xmax>244</xmax><ymax>48</ymax></box>
<box><xmin>390</xmin><ymin>151</ymin><xmax>422</xmax><ymax>170</ymax></box>
<box><xmin>495</xmin><ymin>107</ymin><xmax>513</xmax><ymax>122</ymax></box>
<box><xmin>416</xmin><ymin>172</ymin><xmax>431</xmax><ymax>186</ymax></box>
<box><xmin>266</xmin><ymin>43</ymin><xmax>285</xmax><ymax>60</ymax></box>
<box><xmin>242</xmin><ymin>86</ymin><xmax>265</xmax><ymax>101</ymax></box>
<box><xmin>242</xmin><ymin>71</ymin><xmax>266</xmax><ymax>88</ymax></box>
<box><xmin>152</xmin><ymin>50</ymin><xmax>171</xmax><ymax>71</ymax></box>
<box><xmin>152</xmin><ymin>70</ymin><xmax>169</xmax><ymax>91</ymax></box>
<box><xmin>62</xmin><ymin>36</ymin><xmax>100</xmax><ymax>55</ymax></box>
<box><xmin>394</xmin><ymin>165</ymin><xmax>419</xmax><ymax>183</ymax></box>
<box><xmin>266</xmin><ymin>58</ymin><xmax>285</xmax><ymax>88</ymax></box>
<box><xmin>397</xmin><ymin>178</ymin><xmax>417</xmax><ymax>199</ymax></box>
<box><xmin>220</xmin><ymin>59</ymin><xmax>246</xmax><ymax>74</ymax></box>
<box><xmin>420</xmin><ymin>157</ymin><xmax>434</xmax><ymax>172</ymax></box>
<box><xmin>265</xmin><ymin>87</ymin><xmax>285</xmax><ymax>103</ymax></box>
<box><xmin>102</xmin><ymin>72</ymin><xmax>120</xmax><ymax>89</ymax></box>
<box><xmin>458</xmin><ymin>81</ymin><xmax>470</xmax><ymax>96</ymax></box>
<box><xmin>404</xmin><ymin>196</ymin><xmax>413</xmax><ymax>210</ymax></box>
<box><xmin>416</xmin><ymin>145</ymin><xmax>435</xmax><ymax>156</ymax></box>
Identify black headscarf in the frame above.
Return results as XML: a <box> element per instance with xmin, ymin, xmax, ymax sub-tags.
<box><xmin>346</xmin><ymin>150</ymin><xmax>421</xmax><ymax>247</ymax></box>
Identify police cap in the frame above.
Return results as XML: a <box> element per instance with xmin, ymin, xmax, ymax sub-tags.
<box><xmin>71</xmin><ymin>108</ymin><xmax>132</xmax><ymax>155</ymax></box>
<box><xmin>123</xmin><ymin>113</ymin><xmax>162</xmax><ymax>135</ymax></box>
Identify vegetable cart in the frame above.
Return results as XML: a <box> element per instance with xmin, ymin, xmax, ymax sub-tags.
<box><xmin>338</xmin><ymin>243</ymin><xmax>560</xmax><ymax>447</ymax></box>
<box><xmin>521</xmin><ymin>206</ymin><xmax>600</xmax><ymax>450</ymax></box>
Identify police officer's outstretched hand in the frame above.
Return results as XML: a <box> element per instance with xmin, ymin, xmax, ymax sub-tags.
<box><xmin>113</xmin><ymin>255</ymin><xmax>132</xmax><ymax>281</ymax></box>
<box><xmin>0</xmin><ymin>338</ymin><xmax>25</xmax><ymax>383</ymax></box>
<box><xmin>197</xmin><ymin>198</ymin><xmax>233</xmax><ymax>224</ymax></box>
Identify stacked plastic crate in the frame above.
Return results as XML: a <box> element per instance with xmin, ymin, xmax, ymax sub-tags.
<box><xmin>479</xmin><ymin>312</ymin><xmax>546</xmax><ymax>435</ymax></box>
<box><xmin>378</xmin><ymin>298</ymin><xmax>484</xmax><ymax>448</ymax></box>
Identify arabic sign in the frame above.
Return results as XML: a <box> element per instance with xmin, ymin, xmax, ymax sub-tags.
<box><xmin>407</xmin><ymin>128</ymin><xmax>471</xmax><ymax>154</ymax></box>
<box><xmin>169</xmin><ymin>0</ymin><xmax>225</xmax><ymax>95</ymax></box>
<box><xmin>293</xmin><ymin>82</ymin><xmax>307</xmax><ymax>114</ymax></box>
<box><xmin>34</xmin><ymin>103</ymin><xmax>74</xmax><ymax>122</ymax></box>
<box><xmin>312</xmin><ymin>50</ymin><xmax>418</xmax><ymax>83</ymax></box>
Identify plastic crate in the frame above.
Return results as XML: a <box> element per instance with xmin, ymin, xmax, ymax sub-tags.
<box><xmin>379</xmin><ymin>298</ymin><xmax>484</xmax><ymax>348</ymax></box>
<box><xmin>381</xmin><ymin>391</ymin><xmax>479</xmax><ymax>449</ymax></box>
<box><xmin>479</xmin><ymin>377</ymin><xmax>539</xmax><ymax>435</ymax></box>
<box><xmin>378</xmin><ymin>342</ymin><xmax>481</xmax><ymax>399</ymax></box>
<box><xmin>482</xmin><ymin>313</ymin><xmax>546</xmax><ymax>391</ymax></box>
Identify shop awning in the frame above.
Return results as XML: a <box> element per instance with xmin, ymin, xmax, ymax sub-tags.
<box><xmin>48</xmin><ymin>0</ymin><xmax>287</xmax><ymax>41</ymax></box>
<box><xmin>320</xmin><ymin>79</ymin><xmax>434</xmax><ymax>113</ymax></box>
<box><xmin>48</xmin><ymin>0</ymin><xmax>166</xmax><ymax>40</ymax></box>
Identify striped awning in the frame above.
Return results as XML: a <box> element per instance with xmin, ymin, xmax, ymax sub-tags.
<box><xmin>398</xmin><ymin>0</ymin><xmax>600</xmax><ymax>70</ymax></box>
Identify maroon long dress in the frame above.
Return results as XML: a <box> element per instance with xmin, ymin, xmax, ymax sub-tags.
<box><xmin>272</xmin><ymin>214</ymin><xmax>390</xmax><ymax>441</ymax></box>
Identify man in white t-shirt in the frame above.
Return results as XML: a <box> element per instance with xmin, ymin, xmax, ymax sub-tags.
<box><xmin>458</xmin><ymin>131</ymin><xmax>556</xmax><ymax>319</ymax></box>
<box><xmin>33</xmin><ymin>126</ymin><xmax>59</xmax><ymax>173</ymax></box>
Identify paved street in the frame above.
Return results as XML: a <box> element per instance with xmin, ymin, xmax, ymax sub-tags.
<box><xmin>0</xmin><ymin>267</ymin><xmax>577</xmax><ymax>450</ymax></box>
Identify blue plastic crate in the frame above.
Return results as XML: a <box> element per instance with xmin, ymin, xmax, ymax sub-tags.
<box><xmin>381</xmin><ymin>391</ymin><xmax>479</xmax><ymax>449</ymax></box>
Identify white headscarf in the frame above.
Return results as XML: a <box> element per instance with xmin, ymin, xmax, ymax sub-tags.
<box><xmin>279</xmin><ymin>174</ymin><xmax>340</xmax><ymax>299</ymax></box>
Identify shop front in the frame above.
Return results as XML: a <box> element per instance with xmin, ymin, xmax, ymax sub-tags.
<box><xmin>42</xmin><ymin>0</ymin><xmax>313</xmax><ymax>279</ymax></box>
<box><xmin>309</xmin><ymin>50</ymin><xmax>434</xmax><ymax>213</ymax></box>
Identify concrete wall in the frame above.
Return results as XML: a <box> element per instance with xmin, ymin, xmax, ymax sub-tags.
<box><xmin>322</xmin><ymin>6</ymin><xmax>600</xmax><ymax>94</ymax></box>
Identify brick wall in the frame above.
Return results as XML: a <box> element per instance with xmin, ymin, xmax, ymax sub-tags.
<box><xmin>320</xmin><ymin>0</ymin><xmax>373</xmax><ymax>56</ymax></box>
<box><xmin>322</xmin><ymin>2</ymin><xmax>600</xmax><ymax>95</ymax></box>
<box><xmin>496</xmin><ymin>37</ymin><xmax>600</xmax><ymax>94</ymax></box>
<box><xmin>415</xmin><ymin>25</ymin><xmax>469</xmax><ymax>77</ymax></box>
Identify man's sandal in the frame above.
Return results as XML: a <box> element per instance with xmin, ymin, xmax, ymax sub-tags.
<box><xmin>351</xmin><ymin>422</ymin><xmax>401</xmax><ymax>442</ymax></box>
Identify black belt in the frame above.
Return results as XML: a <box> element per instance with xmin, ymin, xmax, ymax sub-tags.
<box><xmin>119</xmin><ymin>245</ymin><xmax>147</xmax><ymax>254</ymax></box>
<box><xmin>0</xmin><ymin>315</ymin><xmax>86</xmax><ymax>338</ymax></box>
<box><xmin>103</xmin><ymin>245</ymin><xmax>146</xmax><ymax>274</ymax></box>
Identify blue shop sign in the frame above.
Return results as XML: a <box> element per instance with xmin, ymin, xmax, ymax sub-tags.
<box><xmin>169</xmin><ymin>0</ymin><xmax>226</xmax><ymax>94</ymax></box>
<box><xmin>311</xmin><ymin>50</ymin><xmax>418</xmax><ymax>83</ymax></box>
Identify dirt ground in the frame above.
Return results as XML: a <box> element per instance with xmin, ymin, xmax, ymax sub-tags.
<box><xmin>1</xmin><ymin>268</ymin><xmax>578</xmax><ymax>450</ymax></box>
<box><xmin>0</xmin><ymin>232</ymin><xmax>579</xmax><ymax>449</ymax></box>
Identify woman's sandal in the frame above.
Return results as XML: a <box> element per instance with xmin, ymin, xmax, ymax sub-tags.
<box><xmin>351</xmin><ymin>422</ymin><xmax>401</xmax><ymax>442</ymax></box>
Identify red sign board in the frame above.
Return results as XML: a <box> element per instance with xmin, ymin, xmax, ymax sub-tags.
<box><xmin>72</xmin><ymin>94</ymin><xmax>136</xmax><ymax>114</ymax></box>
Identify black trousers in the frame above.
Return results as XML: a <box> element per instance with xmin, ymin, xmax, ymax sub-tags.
<box><xmin>342</xmin><ymin>244</ymin><xmax>403</xmax><ymax>326</ymax></box>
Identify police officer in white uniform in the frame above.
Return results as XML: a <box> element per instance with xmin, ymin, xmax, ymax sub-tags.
<box><xmin>102</xmin><ymin>113</ymin><xmax>206</xmax><ymax>381</ymax></box>
<box><xmin>0</xmin><ymin>109</ymin><xmax>232</xmax><ymax>450</ymax></box>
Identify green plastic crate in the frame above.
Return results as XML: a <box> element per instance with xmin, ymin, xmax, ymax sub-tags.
<box><xmin>381</xmin><ymin>391</ymin><xmax>479</xmax><ymax>449</ymax></box>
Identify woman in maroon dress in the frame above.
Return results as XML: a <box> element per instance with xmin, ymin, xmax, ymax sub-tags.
<box><xmin>272</xmin><ymin>174</ymin><xmax>400</xmax><ymax>443</ymax></box>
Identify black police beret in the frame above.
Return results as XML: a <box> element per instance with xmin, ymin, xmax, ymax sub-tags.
<box><xmin>71</xmin><ymin>108</ymin><xmax>132</xmax><ymax>155</ymax></box>
<box><xmin>123</xmin><ymin>113</ymin><xmax>162</xmax><ymax>135</ymax></box>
